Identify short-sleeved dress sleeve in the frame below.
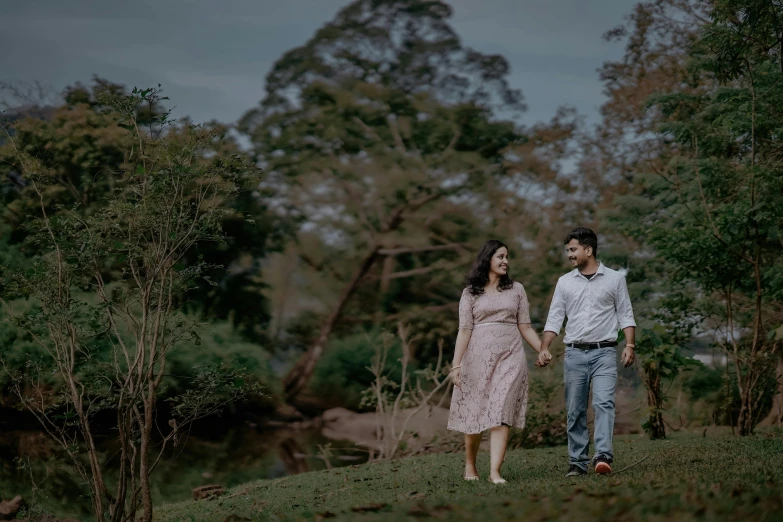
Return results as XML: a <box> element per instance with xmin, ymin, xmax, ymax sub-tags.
<box><xmin>458</xmin><ymin>288</ymin><xmax>474</xmax><ymax>330</ymax></box>
<box><xmin>516</xmin><ymin>283</ymin><xmax>531</xmax><ymax>324</ymax></box>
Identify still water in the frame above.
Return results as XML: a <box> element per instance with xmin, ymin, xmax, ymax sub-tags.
<box><xmin>0</xmin><ymin>424</ymin><xmax>366</xmax><ymax>520</ymax></box>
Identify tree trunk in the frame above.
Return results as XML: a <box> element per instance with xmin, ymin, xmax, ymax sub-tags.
<box><xmin>139</xmin><ymin>398</ymin><xmax>154</xmax><ymax>522</ymax></box>
<box><xmin>644</xmin><ymin>370</ymin><xmax>666</xmax><ymax>440</ymax></box>
<box><xmin>737</xmin><ymin>382</ymin><xmax>755</xmax><ymax>437</ymax></box>
<box><xmin>69</xmin><ymin>379</ymin><xmax>109</xmax><ymax>521</ymax></box>
<box><xmin>738</xmin><ymin>403</ymin><xmax>751</xmax><ymax>436</ymax></box>
<box><xmin>282</xmin><ymin>247</ymin><xmax>380</xmax><ymax>401</ymax></box>
<box><xmin>759</xmin><ymin>360</ymin><xmax>783</xmax><ymax>427</ymax></box>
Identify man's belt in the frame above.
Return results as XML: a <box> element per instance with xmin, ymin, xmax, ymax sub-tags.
<box><xmin>566</xmin><ymin>341</ymin><xmax>618</xmax><ymax>350</ymax></box>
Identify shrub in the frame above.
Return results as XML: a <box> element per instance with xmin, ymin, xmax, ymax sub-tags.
<box><xmin>508</xmin><ymin>363</ymin><xmax>567</xmax><ymax>449</ymax></box>
<box><xmin>308</xmin><ymin>328</ymin><xmax>404</xmax><ymax>411</ymax></box>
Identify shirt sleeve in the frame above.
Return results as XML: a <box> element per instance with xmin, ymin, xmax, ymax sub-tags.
<box><xmin>615</xmin><ymin>275</ymin><xmax>637</xmax><ymax>329</ymax></box>
<box><xmin>544</xmin><ymin>280</ymin><xmax>566</xmax><ymax>335</ymax></box>
<box><xmin>517</xmin><ymin>284</ymin><xmax>531</xmax><ymax>324</ymax></box>
<box><xmin>458</xmin><ymin>288</ymin><xmax>474</xmax><ymax>330</ymax></box>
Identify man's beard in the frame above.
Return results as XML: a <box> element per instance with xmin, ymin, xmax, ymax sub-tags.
<box><xmin>571</xmin><ymin>257</ymin><xmax>587</xmax><ymax>269</ymax></box>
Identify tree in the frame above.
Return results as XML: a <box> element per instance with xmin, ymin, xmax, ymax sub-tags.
<box><xmin>611</xmin><ymin>0</ymin><xmax>783</xmax><ymax>436</ymax></box>
<box><xmin>255</xmin><ymin>77</ymin><xmax>523</xmax><ymax>401</ymax></box>
<box><xmin>0</xmin><ymin>77</ymin><xmax>277</xmax><ymax>341</ymax></box>
<box><xmin>241</xmin><ymin>0</ymin><xmax>525</xmax><ymax>125</ymax></box>
<box><xmin>239</xmin><ymin>0</ymin><xmax>581</xmax><ymax>402</ymax></box>
<box><xmin>581</xmin><ymin>0</ymin><xmax>711</xmax><ymax>238</ymax></box>
<box><xmin>0</xmin><ymin>87</ymin><xmax>262</xmax><ymax>521</ymax></box>
<box><xmin>635</xmin><ymin>317</ymin><xmax>700</xmax><ymax>439</ymax></box>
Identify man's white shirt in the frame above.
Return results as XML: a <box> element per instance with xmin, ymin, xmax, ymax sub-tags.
<box><xmin>544</xmin><ymin>262</ymin><xmax>636</xmax><ymax>344</ymax></box>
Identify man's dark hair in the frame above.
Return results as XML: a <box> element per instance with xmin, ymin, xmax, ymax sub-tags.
<box><xmin>564</xmin><ymin>227</ymin><xmax>598</xmax><ymax>257</ymax></box>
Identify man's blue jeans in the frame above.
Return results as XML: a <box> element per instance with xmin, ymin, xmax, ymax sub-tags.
<box><xmin>564</xmin><ymin>346</ymin><xmax>617</xmax><ymax>470</ymax></box>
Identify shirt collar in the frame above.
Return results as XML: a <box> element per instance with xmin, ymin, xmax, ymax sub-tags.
<box><xmin>572</xmin><ymin>262</ymin><xmax>605</xmax><ymax>278</ymax></box>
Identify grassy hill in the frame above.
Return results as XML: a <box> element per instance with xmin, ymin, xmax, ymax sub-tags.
<box><xmin>155</xmin><ymin>429</ymin><xmax>783</xmax><ymax>521</ymax></box>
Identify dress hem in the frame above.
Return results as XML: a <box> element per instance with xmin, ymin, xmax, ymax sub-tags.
<box><xmin>446</xmin><ymin>419</ymin><xmax>526</xmax><ymax>434</ymax></box>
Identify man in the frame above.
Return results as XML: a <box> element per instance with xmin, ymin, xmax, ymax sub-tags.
<box><xmin>537</xmin><ymin>227</ymin><xmax>636</xmax><ymax>477</ymax></box>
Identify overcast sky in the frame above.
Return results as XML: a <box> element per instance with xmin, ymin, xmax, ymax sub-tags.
<box><xmin>1</xmin><ymin>0</ymin><xmax>637</xmax><ymax>127</ymax></box>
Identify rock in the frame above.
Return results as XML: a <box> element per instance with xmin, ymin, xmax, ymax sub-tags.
<box><xmin>288</xmin><ymin>420</ymin><xmax>313</xmax><ymax>430</ymax></box>
<box><xmin>192</xmin><ymin>484</ymin><xmax>224</xmax><ymax>501</ymax></box>
<box><xmin>274</xmin><ymin>403</ymin><xmax>305</xmax><ymax>421</ymax></box>
<box><xmin>335</xmin><ymin>455</ymin><xmax>363</xmax><ymax>461</ymax></box>
<box><xmin>0</xmin><ymin>496</ymin><xmax>23</xmax><ymax>520</ymax></box>
<box><xmin>320</xmin><ymin>407</ymin><xmax>450</xmax><ymax>454</ymax></box>
<box><xmin>321</xmin><ymin>407</ymin><xmax>355</xmax><ymax>423</ymax></box>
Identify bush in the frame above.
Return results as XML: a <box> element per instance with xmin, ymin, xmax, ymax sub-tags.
<box><xmin>681</xmin><ymin>362</ymin><xmax>777</xmax><ymax>428</ymax></box>
<box><xmin>307</xmin><ymin>328</ymin><xmax>405</xmax><ymax>411</ymax></box>
<box><xmin>0</xmin><ymin>312</ymin><xmax>279</xmax><ymax>410</ymax></box>
<box><xmin>508</xmin><ymin>362</ymin><xmax>567</xmax><ymax>449</ymax></box>
<box><xmin>682</xmin><ymin>363</ymin><xmax>724</xmax><ymax>402</ymax></box>
<box><xmin>166</xmin><ymin>320</ymin><xmax>280</xmax><ymax>405</ymax></box>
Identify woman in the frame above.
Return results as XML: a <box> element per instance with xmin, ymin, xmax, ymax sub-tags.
<box><xmin>448</xmin><ymin>240</ymin><xmax>552</xmax><ymax>484</ymax></box>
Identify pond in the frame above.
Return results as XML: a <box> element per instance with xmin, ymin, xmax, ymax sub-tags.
<box><xmin>0</xmin><ymin>422</ymin><xmax>367</xmax><ymax>520</ymax></box>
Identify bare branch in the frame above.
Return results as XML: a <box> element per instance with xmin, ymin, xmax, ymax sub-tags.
<box><xmin>388</xmin><ymin>117</ymin><xmax>407</xmax><ymax>154</ymax></box>
<box><xmin>378</xmin><ymin>243</ymin><xmax>467</xmax><ymax>256</ymax></box>
<box><xmin>443</xmin><ymin>124</ymin><xmax>461</xmax><ymax>153</ymax></box>
<box><xmin>353</xmin><ymin>116</ymin><xmax>385</xmax><ymax>145</ymax></box>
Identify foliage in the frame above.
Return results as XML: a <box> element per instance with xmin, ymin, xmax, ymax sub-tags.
<box><xmin>0</xmin><ymin>303</ymin><xmax>278</xmax><ymax>410</ymax></box>
<box><xmin>0</xmin><ymin>87</ymin><xmax>265</xmax><ymax>522</ymax></box>
<box><xmin>642</xmin><ymin>1</ymin><xmax>783</xmax><ymax>435</ymax></box>
<box><xmin>682</xmin><ymin>362</ymin><xmax>724</xmax><ymax>403</ymax></box>
<box><xmin>635</xmin><ymin>322</ymin><xmax>701</xmax><ymax>438</ymax></box>
<box><xmin>241</xmin><ymin>0</ymin><xmax>525</xmax><ymax>129</ymax></box>
<box><xmin>307</xmin><ymin>328</ymin><xmax>403</xmax><ymax>411</ymax></box>
<box><xmin>239</xmin><ymin>0</ymin><xmax>582</xmax><ymax>400</ymax></box>
<box><xmin>598</xmin><ymin>0</ymin><xmax>783</xmax><ymax>437</ymax></box>
<box><xmin>359</xmin><ymin>324</ymin><xmax>451</xmax><ymax>460</ymax></box>
<box><xmin>681</xmin><ymin>362</ymin><xmax>777</xmax><ymax>428</ymax></box>
<box><xmin>164</xmin><ymin>320</ymin><xmax>280</xmax><ymax>404</ymax></box>
<box><xmin>507</xmin><ymin>365</ymin><xmax>567</xmax><ymax>449</ymax></box>
<box><xmin>0</xmin><ymin>77</ymin><xmax>279</xmax><ymax>342</ymax></box>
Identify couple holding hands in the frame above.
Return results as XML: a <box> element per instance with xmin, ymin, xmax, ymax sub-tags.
<box><xmin>447</xmin><ymin>227</ymin><xmax>637</xmax><ymax>484</ymax></box>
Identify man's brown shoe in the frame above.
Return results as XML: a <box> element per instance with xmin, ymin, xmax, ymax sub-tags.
<box><xmin>594</xmin><ymin>455</ymin><xmax>612</xmax><ymax>474</ymax></box>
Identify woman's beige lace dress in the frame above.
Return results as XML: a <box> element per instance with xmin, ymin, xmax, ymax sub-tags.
<box><xmin>447</xmin><ymin>282</ymin><xmax>530</xmax><ymax>434</ymax></box>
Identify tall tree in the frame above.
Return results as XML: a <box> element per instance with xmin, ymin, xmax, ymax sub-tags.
<box><xmin>0</xmin><ymin>78</ymin><xmax>277</xmax><ymax>340</ymax></box>
<box><xmin>241</xmin><ymin>0</ymin><xmax>525</xmax><ymax>126</ymax></box>
<box><xmin>1</xmin><ymin>87</ymin><xmax>261</xmax><ymax>522</ymax></box>
<box><xmin>240</xmin><ymin>0</ymin><xmax>579</xmax><ymax>401</ymax></box>
<box><xmin>603</xmin><ymin>0</ymin><xmax>783</xmax><ymax>435</ymax></box>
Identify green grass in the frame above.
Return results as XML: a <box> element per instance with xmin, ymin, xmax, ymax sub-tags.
<box><xmin>155</xmin><ymin>430</ymin><xmax>783</xmax><ymax>522</ymax></box>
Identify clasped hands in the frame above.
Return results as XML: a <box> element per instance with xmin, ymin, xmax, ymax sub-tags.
<box><xmin>535</xmin><ymin>348</ymin><xmax>553</xmax><ymax>367</ymax></box>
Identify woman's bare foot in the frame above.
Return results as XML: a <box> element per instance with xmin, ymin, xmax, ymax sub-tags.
<box><xmin>464</xmin><ymin>464</ymin><xmax>479</xmax><ymax>481</ymax></box>
<box><xmin>489</xmin><ymin>473</ymin><xmax>506</xmax><ymax>484</ymax></box>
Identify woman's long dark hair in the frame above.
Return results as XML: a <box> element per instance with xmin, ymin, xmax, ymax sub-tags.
<box><xmin>464</xmin><ymin>239</ymin><xmax>514</xmax><ymax>296</ymax></box>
